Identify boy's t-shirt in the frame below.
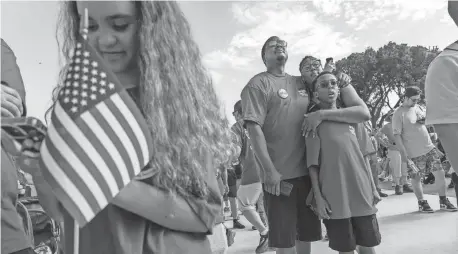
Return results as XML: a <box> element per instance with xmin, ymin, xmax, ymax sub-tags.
<box><xmin>306</xmin><ymin>104</ymin><xmax>377</xmax><ymax>219</ymax></box>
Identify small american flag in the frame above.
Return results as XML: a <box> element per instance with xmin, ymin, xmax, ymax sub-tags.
<box><xmin>39</xmin><ymin>33</ymin><xmax>153</xmax><ymax>228</ymax></box>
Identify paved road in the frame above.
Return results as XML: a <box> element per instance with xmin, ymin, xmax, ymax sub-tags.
<box><xmin>225</xmin><ymin>190</ymin><xmax>458</xmax><ymax>254</ymax></box>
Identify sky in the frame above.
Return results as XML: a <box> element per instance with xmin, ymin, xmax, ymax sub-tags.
<box><xmin>1</xmin><ymin>0</ymin><xmax>457</xmax><ymax>125</ymax></box>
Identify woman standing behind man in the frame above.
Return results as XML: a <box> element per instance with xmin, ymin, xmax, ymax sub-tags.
<box><xmin>18</xmin><ymin>1</ymin><xmax>234</xmax><ymax>253</ymax></box>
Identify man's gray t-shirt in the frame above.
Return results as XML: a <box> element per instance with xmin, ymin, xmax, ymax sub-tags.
<box><xmin>392</xmin><ymin>106</ymin><xmax>434</xmax><ymax>158</ymax></box>
<box><xmin>241</xmin><ymin>72</ymin><xmax>310</xmax><ymax>180</ymax></box>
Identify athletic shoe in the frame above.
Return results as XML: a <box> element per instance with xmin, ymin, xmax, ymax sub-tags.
<box><xmin>378</xmin><ymin>190</ymin><xmax>388</xmax><ymax>197</ymax></box>
<box><xmin>233</xmin><ymin>219</ymin><xmax>245</xmax><ymax>229</ymax></box>
<box><xmin>418</xmin><ymin>200</ymin><xmax>434</xmax><ymax>213</ymax></box>
<box><xmin>395</xmin><ymin>185</ymin><xmax>403</xmax><ymax>195</ymax></box>
<box><xmin>440</xmin><ymin>198</ymin><xmax>458</xmax><ymax>212</ymax></box>
<box><xmin>449</xmin><ymin>181</ymin><xmax>455</xmax><ymax>189</ymax></box>
<box><xmin>255</xmin><ymin>232</ymin><xmax>269</xmax><ymax>253</ymax></box>
<box><xmin>403</xmin><ymin>184</ymin><xmax>414</xmax><ymax>193</ymax></box>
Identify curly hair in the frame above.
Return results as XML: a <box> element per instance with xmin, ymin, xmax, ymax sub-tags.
<box><xmin>298</xmin><ymin>55</ymin><xmax>320</xmax><ymax>73</ymax></box>
<box><xmin>48</xmin><ymin>1</ymin><xmax>234</xmax><ymax>199</ymax></box>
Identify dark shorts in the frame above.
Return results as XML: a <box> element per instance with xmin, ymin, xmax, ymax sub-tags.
<box><xmin>323</xmin><ymin>214</ymin><xmax>381</xmax><ymax>252</ymax></box>
<box><xmin>263</xmin><ymin>175</ymin><xmax>322</xmax><ymax>248</ymax></box>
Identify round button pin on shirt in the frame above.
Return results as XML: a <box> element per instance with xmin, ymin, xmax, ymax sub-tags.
<box><xmin>278</xmin><ymin>89</ymin><xmax>288</xmax><ymax>99</ymax></box>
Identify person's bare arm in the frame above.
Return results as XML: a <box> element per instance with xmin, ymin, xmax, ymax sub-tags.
<box><xmin>305</xmin><ymin>135</ymin><xmax>321</xmax><ymax>197</ymax></box>
<box><xmin>321</xmin><ymin>85</ymin><xmax>371</xmax><ymax>123</ymax></box>
<box><xmin>303</xmin><ymin>85</ymin><xmax>370</xmax><ymax>136</ymax></box>
<box><xmin>246</xmin><ymin>122</ymin><xmax>281</xmax><ymax>195</ymax></box>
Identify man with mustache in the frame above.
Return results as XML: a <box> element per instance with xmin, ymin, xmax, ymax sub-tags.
<box><xmin>241</xmin><ymin>36</ymin><xmax>371</xmax><ymax>254</ymax></box>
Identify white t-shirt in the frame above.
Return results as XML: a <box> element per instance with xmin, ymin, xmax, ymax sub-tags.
<box><xmin>425</xmin><ymin>41</ymin><xmax>458</xmax><ymax>125</ymax></box>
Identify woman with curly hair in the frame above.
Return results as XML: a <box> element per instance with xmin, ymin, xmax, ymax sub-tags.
<box><xmin>20</xmin><ymin>1</ymin><xmax>235</xmax><ymax>253</ymax></box>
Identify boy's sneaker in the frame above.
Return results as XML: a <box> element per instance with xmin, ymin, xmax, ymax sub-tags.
<box><xmin>233</xmin><ymin>219</ymin><xmax>245</xmax><ymax>229</ymax></box>
<box><xmin>449</xmin><ymin>181</ymin><xmax>455</xmax><ymax>189</ymax></box>
<box><xmin>255</xmin><ymin>232</ymin><xmax>269</xmax><ymax>253</ymax></box>
<box><xmin>418</xmin><ymin>200</ymin><xmax>434</xmax><ymax>213</ymax></box>
<box><xmin>440</xmin><ymin>198</ymin><xmax>458</xmax><ymax>212</ymax></box>
<box><xmin>395</xmin><ymin>185</ymin><xmax>403</xmax><ymax>195</ymax></box>
<box><xmin>403</xmin><ymin>184</ymin><xmax>414</xmax><ymax>193</ymax></box>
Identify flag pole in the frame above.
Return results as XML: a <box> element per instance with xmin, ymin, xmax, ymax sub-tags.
<box><xmin>71</xmin><ymin>7</ymin><xmax>89</xmax><ymax>254</ymax></box>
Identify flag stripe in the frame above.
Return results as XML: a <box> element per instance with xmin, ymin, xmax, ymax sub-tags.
<box><xmin>48</xmin><ymin>109</ymin><xmax>107</xmax><ymax>211</ymax></box>
<box><xmin>40</xmin><ymin>140</ymin><xmax>93</xmax><ymax>224</ymax></box>
<box><xmin>92</xmin><ymin>102</ymin><xmax>137</xmax><ymax>179</ymax></box>
<box><xmin>73</xmin><ymin>114</ymin><xmax>125</xmax><ymax>190</ymax></box>
<box><xmin>105</xmin><ymin>97</ymin><xmax>144</xmax><ymax>172</ymax></box>
<box><xmin>55</xmin><ymin>102</ymin><xmax>120</xmax><ymax>197</ymax></box>
<box><xmin>48</xmin><ymin>115</ymin><xmax>106</xmax><ymax>212</ymax></box>
<box><xmin>80</xmin><ymin>110</ymin><xmax>131</xmax><ymax>185</ymax></box>
<box><xmin>114</xmin><ymin>92</ymin><xmax>152</xmax><ymax>166</ymax></box>
<box><xmin>51</xmin><ymin>113</ymin><xmax>114</xmax><ymax>203</ymax></box>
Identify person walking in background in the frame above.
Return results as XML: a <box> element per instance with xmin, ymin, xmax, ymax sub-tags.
<box><xmin>425</xmin><ymin>0</ymin><xmax>458</xmax><ymax>203</ymax></box>
<box><xmin>377</xmin><ymin>112</ymin><xmax>413</xmax><ymax>195</ymax></box>
<box><xmin>231</xmin><ymin>100</ymin><xmax>269</xmax><ymax>253</ymax></box>
<box><xmin>393</xmin><ymin>86</ymin><xmax>457</xmax><ymax>212</ymax></box>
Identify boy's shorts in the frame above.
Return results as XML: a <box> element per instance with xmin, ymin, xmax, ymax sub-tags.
<box><xmin>409</xmin><ymin>148</ymin><xmax>444</xmax><ymax>177</ymax></box>
<box><xmin>323</xmin><ymin>214</ymin><xmax>381</xmax><ymax>252</ymax></box>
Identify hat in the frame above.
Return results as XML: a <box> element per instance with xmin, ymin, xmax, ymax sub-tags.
<box><xmin>233</xmin><ymin>100</ymin><xmax>242</xmax><ymax>113</ymax></box>
<box><xmin>405</xmin><ymin>86</ymin><xmax>421</xmax><ymax>98</ymax></box>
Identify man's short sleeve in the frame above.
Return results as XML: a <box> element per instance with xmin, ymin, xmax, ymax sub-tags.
<box><xmin>241</xmin><ymin>77</ymin><xmax>269</xmax><ymax>127</ymax></box>
<box><xmin>392</xmin><ymin>110</ymin><xmax>403</xmax><ymax>135</ymax></box>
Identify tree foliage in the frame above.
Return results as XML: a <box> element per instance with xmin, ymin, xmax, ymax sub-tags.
<box><xmin>336</xmin><ymin>41</ymin><xmax>440</xmax><ymax>128</ymax></box>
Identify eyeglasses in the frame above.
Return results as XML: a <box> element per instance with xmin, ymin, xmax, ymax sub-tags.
<box><xmin>302</xmin><ymin>60</ymin><xmax>322</xmax><ymax>72</ymax></box>
<box><xmin>317</xmin><ymin>80</ymin><xmax>338</xmax><ymax>89</ymax></box>
<box><xmin>269</xmin><ymin>40</ymin><xmax>288</xmax><ymax>49</ymax></box>
<box><xmin>409</xmin><ymin>97</ymin><xmax>420</xmax><ymax>103</ymax></box>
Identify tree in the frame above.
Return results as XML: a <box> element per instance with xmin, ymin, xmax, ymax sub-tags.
<box><xmin>336</xmin><ymin>41</ymin><xmax>440</xmax><ymax>128</ymax></box>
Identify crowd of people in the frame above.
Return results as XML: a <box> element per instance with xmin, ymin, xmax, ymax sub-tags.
<box><xmin>1</xmin><ymin>1</ymin><xmax>457</xmax><ymax>254</ymax></box>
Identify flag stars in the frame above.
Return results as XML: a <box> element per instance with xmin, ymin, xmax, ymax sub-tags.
<box><xmin>91</xmin><ymin>86</ymin><xmax>97</xmax><ymax>92</ymax></box>
<box><xmin>73</xmin><ymin>73</ymin><xmax>80</xmax><ymax>79</ymax></box>
<box><xmin>82</xmin><ymin>83</ymin><xmax>88</xmax><ymax>89</ymax></box>
<box><xmin>108</xmin><ymin>83</ymin><xmax>115</xmax><ymax>89</ymax></box>
<box><xmin>100</xmin><ymin>80</ymin><xmax>106</xmax><ymax>86</ymax></box>
<box><xmin>83</xmin><ymin>59</ymin><xmax>89</xmax><ymax>65</ymax></box>
<box><xmin>75</xmin><ymin>58</ymin><xmax>81</xmax><ymax>64</ymax></box>
<box><xmin>100</xmin><ymin>72</ymin><xmax>106</xmax><ymax>78</ymax></box>
<box><xmin>82</xmin><ymin>91</ymin><xmax>88</xmax><ymax>97</ymax></box>
<box><xmin>81</xmin><ymin>99</ymin><xmax>88</xmax><ymax>106</ymax></box>
<box><xmin>83</xmin><ymin>67</ymin><xmax>89</xmax><ymax>73</ymax></box>
<box><xmin>76</xmin><ymin>43</ymin><xmax>82</xmax><ymax>49</ymax></box>
<box><xmin>83</xmin><ymin>51</ymin><xmax>90</xmax><ymax>57</ymax></box>
<box><xmin>74</xmin><ymin>66</ymin><xmax>80</xmax><ymax>72</ymax></box>
<box><xmin>91</xmin><ymin>69</ymin><xmax>98</xmax><ymax>76</ymax></box>
<box><xmin>65</xmin><ymin>81</ymin><xmax>71</xmax><ymax>87</ymax></box>
<box><xmin>91</xmin><ymin>77</ymin><xmax>97</xmax><ymax>84</ymax></box>
<box><xmin>71</xmin><ymin>106</ymin><xmax>78</xmax><ymax>113</ymax></box>
<box><xmin>71</xmin><ymin>98</ymin><xmax>78</xmax><ymax>104</ymax></box>
<box><xmin>91</xmin><ymin>61</ymin><xmax>98</xmax><ymax>68</ymax></box>
<box><xmin>75</xmin><ymin>50</ymin><xmax>81</xmax><ymax>56</ymax></box>
<box><xmin>72</xmin><ymin>81</ymin><xmax>79</xmax><ymax>88</ymax></box>
<box><xmin>63</xmin><ymin>97</ymin><xmax>70</xmax><ymax>103</ymax></box>
<box><xmin>99</xmin><ymin>88</ymin><xmax>106</xmax><ymax>94</ymax></box>
<box><xmin>90</xmin><ymin>94</ymin><xmax>97</xmax><ymax>100</ymax></box>
<box><xmin>67</xmin><ymin>73</ymin><xmax>72</xmax><ymax>79</ymax></box>
<box><xmin>65</xmin><ymin>89</ymin><xmax>70</xmax><ymax>95</ymax></box>
<box><xmin>82</xmin><ymin>75</ymin><xmax>88</xmax><ymax>81</ymax></box>
<box><xmin>72</xmin><ymin>90</ymin><xmax>79</xmax><ymax>96</ymax></box>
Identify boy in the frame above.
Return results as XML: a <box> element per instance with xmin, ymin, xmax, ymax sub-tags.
<box><xmin>306</xmin><ymin>72</ymin><xmax>381</xmax><ymax>254</ymax></box>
